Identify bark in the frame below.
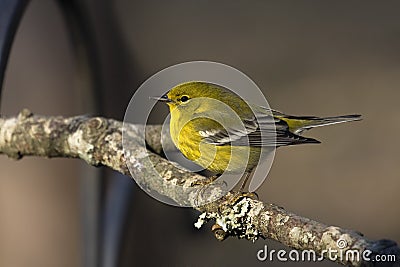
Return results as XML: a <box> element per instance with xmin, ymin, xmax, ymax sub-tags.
<box><xmin>0</xmin><ymin>110</ymin><xmax>398</xmax><ymax>266</ymax></box>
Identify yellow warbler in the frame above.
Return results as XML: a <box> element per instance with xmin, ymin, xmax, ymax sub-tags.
<box><xmin>155</xmin><ymin>81</ymin><xmax>361</xmax><ymax>189</ymax></box>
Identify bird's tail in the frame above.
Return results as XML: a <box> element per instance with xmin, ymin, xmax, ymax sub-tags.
<box><xmin>273</xmin><ymin>110</ymin><xmax>362</xmax><ymax>135</ymax></box>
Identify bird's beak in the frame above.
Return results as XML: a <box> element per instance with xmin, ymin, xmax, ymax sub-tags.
<box><xmin>150</xmin><ymin>94</ymin><xmax>172</xmax><ymax>103</ymax></box>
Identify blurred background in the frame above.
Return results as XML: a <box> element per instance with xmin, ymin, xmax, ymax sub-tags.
<box><xmin>1</xmin><ymin>0</ymin><xmax>399</xmax><ymax>266</ymax></box>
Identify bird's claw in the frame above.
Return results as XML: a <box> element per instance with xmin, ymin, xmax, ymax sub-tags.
<box><xmin>192</xmin><ymin>175</ymin><xmax>218</xmax><ymax>186</ymax></box>
<box><xmin>227</xmin><ymin>191</ymin><xmax>259</xmax><ymax>205</ymax></box>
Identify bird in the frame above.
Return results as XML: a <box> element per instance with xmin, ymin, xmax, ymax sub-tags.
<box><xmin>154</xmin><ymin>81</ymin><xmax>361</xmax><ymax>193</ymax></box>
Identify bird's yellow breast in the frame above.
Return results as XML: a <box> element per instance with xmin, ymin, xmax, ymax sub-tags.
<box><xmin>170</xmin><ymin>109</ymin><xmax>261</xmax><ymax>174</ymax></box>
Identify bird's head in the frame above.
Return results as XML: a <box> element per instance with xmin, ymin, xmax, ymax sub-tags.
<box><xmin>154</xmin><ymin>81</ymin><xmax>240</xmax><ymax>112</ymax></box>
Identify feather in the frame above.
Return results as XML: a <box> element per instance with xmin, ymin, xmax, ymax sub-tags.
<box><xmin>198</xmin><ymin>111</ymin><xmax>320</xmax><ymax>147</ymax></box>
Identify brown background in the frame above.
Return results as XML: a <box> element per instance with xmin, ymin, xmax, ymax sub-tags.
<box><xmin>1</xmin><ymin>0</ymin><xmax>399</xmax><ymax>266</ymax></box>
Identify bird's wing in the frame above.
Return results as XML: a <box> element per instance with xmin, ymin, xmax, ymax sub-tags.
<box><xmin>196</xmin><ymin>108</ymin><xmax>319</xmax><ymax>147</ymax></box>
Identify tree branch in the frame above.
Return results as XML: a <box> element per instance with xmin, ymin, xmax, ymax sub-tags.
<box><xmin>0</xmin><ymin>110</ymin><xmax>398</xmax><ymax>266</ymax></box>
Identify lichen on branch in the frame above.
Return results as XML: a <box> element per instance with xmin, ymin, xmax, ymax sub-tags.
<box><xmin>0</xmin><ymin>110</ymin><xmax>398</xmax><ymax>267</ymax></box>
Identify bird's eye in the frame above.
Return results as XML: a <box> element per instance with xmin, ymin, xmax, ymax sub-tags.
<box><xmin>180</xmin><ymin>95</ymin><xmax>189</xmax><ymax>102</ymax></box>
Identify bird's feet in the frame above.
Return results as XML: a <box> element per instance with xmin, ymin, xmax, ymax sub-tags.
<box><xmin>226</xmin><ymin>191</ymin><xmax>259</xmax><ymax>205</ymax></box>
<box><xmin>192</xmin><ymin>175</ymin><xmax>219</xmax><ymax>187</ymax></box>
